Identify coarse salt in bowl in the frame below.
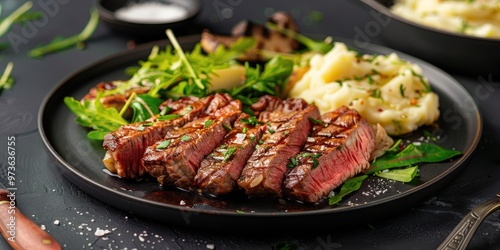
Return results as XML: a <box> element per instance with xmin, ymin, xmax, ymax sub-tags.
<box><xmin>96</xmin><ymin>0</ymin><xmax>202</xmax><ymax>39</ymax></box>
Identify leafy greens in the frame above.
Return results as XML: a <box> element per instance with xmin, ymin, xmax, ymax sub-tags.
<box><xmin>328</xmin><ymin>141</ymin><xmax>462</xmax><ymax>205</ymax></box>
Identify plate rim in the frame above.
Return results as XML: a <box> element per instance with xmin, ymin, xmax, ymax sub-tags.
<box><xmin>37</xmin><ymin>34</ymin><xmax>483</xmax><ymax>221</ymax></box>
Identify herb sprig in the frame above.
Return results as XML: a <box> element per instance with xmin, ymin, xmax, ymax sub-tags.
<box><xmin>0</xmin><ymin>1</ymin><xmax>34</xmax><ymax>37</ymax></box>
<box><xmin>0</xmin><ymin>62</ymin><xmax>14</xmax><ymax>95</ymax></box>
<box><xmin>28</xmin><ymin>8</ymin><xmax>99</xmax><ymax>58</ymax></box>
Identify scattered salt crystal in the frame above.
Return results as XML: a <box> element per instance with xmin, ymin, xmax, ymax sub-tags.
<box><xmin>234</xmin><ymin>133</ymin><xmax>246</xmax><ymax>144</ymax></box>
<box><xmin>53</xmin><ymin>220</ymin><xmax>60</xmax><ymax>225</ymax></box>
<box><xmin>40</xmin><ymin>225</ymin><xmax>46</xmax><ymax>230</ymax></box>
<box><xmin>206</xmin><ymin>243</ymin><xmax>215</xmax><ymax>249</ymax></box>
<box><xmin>180</xmin><ymin>200</ymin><xmax>186</xmax><ymax>206</ymax></box>
<box><xmin>95</xmin><ymin>228</ymin><xmax>112</xmax><ymax>237</ymax></box>
<box><xmin>139</xmin><ymin>236</ymin><xmax>145</xmax><ymax>242</ymax></box>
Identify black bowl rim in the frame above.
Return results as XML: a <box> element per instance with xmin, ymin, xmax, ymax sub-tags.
<box><xmin>95</xmin><ymin>0</ymin><xmax>201</xmax><ymax>26</ymax></box>
<box><xmin>360</xmin><ymin>0</ymin><xmax>500</xmax><ymax>43</ymax></box>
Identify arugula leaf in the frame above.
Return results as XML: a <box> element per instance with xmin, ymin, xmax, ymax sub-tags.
<box><xmin>87</xmin><ymin>130</ymin><xmax>109</xmax><ymax>140</ymax></box>
<box><xmin>374</xmin><ymin>166</ymin><xmax>418</xmax><ymax>183</ymax></box>
<box><xmin>366</xmin><ymin>143</ymin><xmax>462</xmax><ymax>174</ymax></box>
<box><xmin>329</xmin><ymin>175</ymin><xmax>368</xmax><ymax>205</ymax></box>
<box><xmin>230</xmin><ymin>56</ymin><xmax>293</xmax><ymax>102</ymax></box>
<box><xmin>64</xmin><ymin>96</ymin><xmax>128</xmax><ymax>140</ymax></box>
<box><xmin>130</xmin><ymin>94</ymin><xmax>162</xmax><ymax>123</ymax></box>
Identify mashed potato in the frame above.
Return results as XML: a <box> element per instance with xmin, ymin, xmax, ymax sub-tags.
<box><xmin>391</xmin><ymin>0</ymin><xmax>500</xmax><ymax>38</ymax></box>
<box><xmin>288</xmin><ymin>42</ymin><xmax>439</xmax><ymax>135</ymax></box>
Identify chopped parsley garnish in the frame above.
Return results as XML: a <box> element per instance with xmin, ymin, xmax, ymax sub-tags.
<box><xmin>156</xmin><ymin>140</ymin><xmax>171</xmax><ymax>149</ymax></box>
<box><xmin>181</xmin><ymin>135</ymin><xmax>190</xmax><ymax>141</ymax></box>
<box><xmin>312</xmin><ymin>158</ymin><xmax>319</xmax><ymax>169</ymax></box>
<box><xmin>222</xmin><ymin>147</ymin><xmax>237</xmax><ymax>162</ymax></box>
<box><xmin>411</xmin><ymin>69</ymin><xmax>431</xmax><ymax>92</ymax></box>
<box><xmin>287</xmin><ymin>157</ymin><xmax>299</xmax><ymax>168</ymax></box>
<box><xmin>309</xmin><ymin>117</ymin><xmax>324</xmax><ymax>126</ymax></box>
<box><xmin>242</xmin><ymin>127</ymin><xmax>248</xmax><ymax>133</ymax></box>
<box><xmin>204</xmin><ymin>119</ymin><xmax>214</xmax><ymax>128</ymax></box>
<box><xmin>399</xmin><ymin>84</ymin><xmax>406</xmax><ymax>97</ymax></box>
<box><xmin>267</xmin><ymin>125</ymin><xmax>275</xmax><ymax>134</ymax></box>
<box><xmin>223</xmin><ymin>123</ymin><xmax>232</xmax><ymax>131</ymax></box>
<box><xmin>179</xmin><ymin>105</ymin><xmax>193</xmax><ymax>116</ymax></box>
<box><xmin>370</xmin><ymin>89</ymin><xmax>382</xmax><ymax>99</ymax></box>
<box><xmin>240</xmin><ymin>116</ymin><xmax>261</xmax><ymax>126</ymax></box>
<box><xmin>249</xmin><ymin>134</ymin><xmax>255</xmax><ymax>141</ymax></box>
<box><xmin>157</xmin><ymin>114</ymin><xmax>181</xmax><ymax>121</ymax></box>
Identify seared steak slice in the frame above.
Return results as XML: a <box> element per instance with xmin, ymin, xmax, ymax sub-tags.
<box><xmin>283</xmin><ymin>106</ymin><xmax>376</xmax><ymax>203</ymax></box>
<box><xmin>102</xmin><ymin>96</ymin><xmax>212</xmax><ymax>178</ymax></box>
<box><xmin>142</xmin><ymin>94</ymin><xmax>241</xmax><ymax>190</ymax></box>
<box><xmin>237</xmin><ymin>96</ymin><xmax>320</xmax><ymax>197</ymax></box>
<box><xmin>195</xmin><ymin>113</ymin><xmax>266</xmax><ymax>195</ymax></box>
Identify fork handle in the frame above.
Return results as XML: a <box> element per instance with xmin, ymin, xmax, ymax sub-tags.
<box><xmin>437</xmin><ymin>194</ymin><xmax>500</xmax><ymax>250</ymax></box>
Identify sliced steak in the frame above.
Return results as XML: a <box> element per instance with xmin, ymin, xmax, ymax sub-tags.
<box><xmin>102</xmin><ymin>96</ymin><xmax>212</xmax><ymax>178</ymax></box>
<box><xmin>237</xmin><ymin>96</ymin><xmax>320</xmax><ymax>197</ymax></box>
<box><xmin>142</xmin><ymin>94</ymin><xmax>241</xmax><ymax>190</ymax></box>
<box><xmin>283</xmin><ymin>106</ymin><xmax>376</xmax><ymax>203</ymax></box>
<box><xmin>195</xmin><ymin>113</ymin><xmax>266</xmax><ymax>195</ymax></box>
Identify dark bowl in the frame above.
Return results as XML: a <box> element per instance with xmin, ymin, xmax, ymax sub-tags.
<box><xmin>358</xmin><ymin>0</ymin><xmax>500</xmax><ymax>79</ymax></box>
<box><xmin>96</xmin><ymin>0</ymin><xmax>202</xmax><ymax>40</ymax></box>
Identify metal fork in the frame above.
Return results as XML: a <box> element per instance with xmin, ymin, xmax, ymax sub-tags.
<box><xmin>437</xmin><ymin>193</ymin><xmax>500</xmax><ymax>250</ymax></box>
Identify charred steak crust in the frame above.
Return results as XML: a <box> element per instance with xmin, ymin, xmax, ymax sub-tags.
<box><xmin>102</xmin><ymin>96</ymin><xmax>211</xmax><ymax>178</ymax></box>
<box><xmin>237</xmin><ymin>96</ymin><xmax>320</xmax><ymax>197</ymax></box>
<box><xmin>283</xmin><ymin>106</ymin><xmax>376</xmax><ymax>203</ymax></box>
<box><xmin>195</xmin><ymin>113</ymin><xmax>266</xmax><ymax>195</ymax></box>
<box><xmin>142</xmin><ymin>94</ymin><xmax>242</xmax><ymax>190</ymax></box>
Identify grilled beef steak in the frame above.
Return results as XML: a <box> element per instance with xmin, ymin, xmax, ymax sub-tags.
<box><xmin>102</xmin><ymin>96</ymin><xmax>212</xmax><ymax>178</ymax></box>
<box><xmin>283</xmin><ymin>106</ymin><xmax>376</xmax><ymax>203</ymax></box>
<box><xmin>195</xmin><ymin>113</ymin><xmax>266</xmax><ymax>195</ymax></box>
<box><xmin>201</xmin><ymin>12</ymin><xmax>300</xmax><ymax>62</ymax></box>
<box><xmin>237</xmin><ymin>96</ymin><xmax>320</xmax><ymax>197</ymax></box>
<box><xmin>142</xmin><ymin>94</ymin><xmax>242</xmax><ymax>190</ymax></box>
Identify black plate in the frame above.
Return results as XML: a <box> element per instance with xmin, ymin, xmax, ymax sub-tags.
<box><xmin>38</xmin><ymin>35</ymin><xmax>482</xmax><ymax>231</ymax></box>
<box><xmin>358</xmin><ymin>0</ymin><xmax>500</xmax><ymax>79</ymax></box>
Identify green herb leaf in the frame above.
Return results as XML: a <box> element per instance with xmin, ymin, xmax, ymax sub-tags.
<box><xmin>0</xmin><ymin>62</ymin><xmax>14</xmax><ymax>95</ymax></box>
<box><xmin>0</xmin><ymin>2</ymin><xmax>33</xmax><ymax>37</ymax></box>
<box><xmin>87</xmin><ymin>130</ymin><xmax>109</xmax><ymax>140</ymax></box>
<box><xmin>366</xmin><ymin>143</ymin><xmax>462</xmax><ymax>174</ymax></box>
<box><xmin>374</xmin><ymin>166</ymin><xmax>418</xmax><ymax>182</ymax></box>
<box><xmin>309</xmin><ymin>116</ymin><xmax>324</xmax><ymax>126</ymax></box>
<box><xmin>230</xmin><ymin>56</ymin><xmax>293</xmax><ymax>104</ymax></box>
<box><xmin>157</xmin><ymin>114</ymin><xmax>181</xmax><ymax>121</ymax></box>
<box><xmin>64</xmin><ymin>96</ymin><xmax>128</xmax><ymax>138</ymax></box>
<box><xmin>181</xmin><ymin>134</ymin><xmax>190</xmax><ymax>141</ymax></box>
<box><xmin>28</xmin><ymin>8</ymin><xmax>99</xmax><ymax>58</ymax></box>
<box><xmin>329</xmin><ymin>175</ymin><xmax>368</xmax><ymax>205</ymax></box>
<box><xmin>222</xmin><ymin>147</ymin><xmax>237</xmax><ymax>162</ymax></box>
<box><xmin>130</xmin><ymin>94</ymin><xmax>162</xmax><ymax>123</ymax></box>
<box><xmin>204</xmin><ymin>119</ymin><xmax>214</xmax><ymax>128</ymax></box>
<box><xmin>156</xmin><ymin>139</ymin><xmax>171</xmax><ymax>149</ymax></box>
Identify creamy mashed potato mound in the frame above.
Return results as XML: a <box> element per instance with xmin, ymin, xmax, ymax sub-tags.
<box><xmin>288</xmin><ymin>42</ymin><xmax>439</xmax><ymax>135</ymax></box>
<box><xmin>391</xmin><ymin>0</ymin><xmax>500</xmax><ymax>38</ymax></box>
